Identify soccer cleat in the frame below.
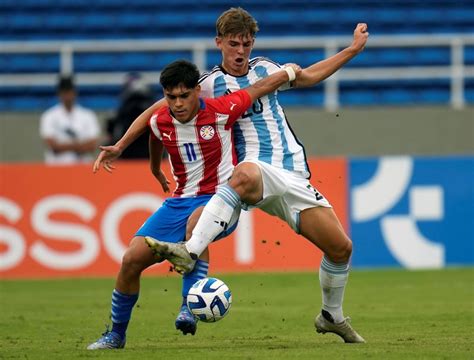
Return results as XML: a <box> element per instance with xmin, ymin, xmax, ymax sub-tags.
<box><xmin>144</xmin><ymin>237</ymin><xmax>196</xmax><ymax>274</ymax></box>
<box><xmin>315</xmin><ymin>312</ymin><xmax>366</xmax><ymax>343</ymax></box>
<box><xmin>144</xmin><ymin>236</ymin><xmax>165</xmax><ymax>261</ymax></box>
<box><xmin>87</xmin><ymin>328</ymin><xmax>126</xmax><ymax>350</ymax></box>
<box><xmin>175</xmin><ymin>304</ymin><xmax>198</xmax><ymax>335</ymax></box>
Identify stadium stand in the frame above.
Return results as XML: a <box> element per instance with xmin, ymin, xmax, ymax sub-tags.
<box><xmin>0</xmin><ymin>0</ymin><xmax>473</xmax><ymax>110</ymax></box>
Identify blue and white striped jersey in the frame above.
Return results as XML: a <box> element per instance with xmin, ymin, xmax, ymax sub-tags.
<box><xmin>199</xmin><ymin>57</ymin><xmax>310</xmax><ymax>178</ymax></box>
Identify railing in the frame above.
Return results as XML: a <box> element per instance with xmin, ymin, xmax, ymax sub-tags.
<box><xmin>0</xmin><ymin>34</ymin><xmax>473</xmax><ymax>110</ymax></box>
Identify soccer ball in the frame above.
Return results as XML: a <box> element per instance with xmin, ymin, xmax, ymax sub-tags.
<box><xmin>187</xmin><ymin>277</ymin><xmax>232</xmax><ymax>322</ymax></box>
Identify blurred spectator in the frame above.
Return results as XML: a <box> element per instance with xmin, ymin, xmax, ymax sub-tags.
<box><xmin>40</xmin><ymin>75</ymin><xmax>100</xmax><ymax>164</ymax></box>
<box><xmin>105</xmin><ymin>72</ymin><xmax>155</xmax><ymax>159</ymax></box>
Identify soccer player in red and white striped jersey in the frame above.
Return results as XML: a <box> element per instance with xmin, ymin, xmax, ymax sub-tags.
<box><xmin>148</xmin><ymin>78</ymin><xmax>247</xmax><ymax>198</ymax></box>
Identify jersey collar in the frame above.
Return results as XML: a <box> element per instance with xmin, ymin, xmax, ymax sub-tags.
<box><xmin>218</xmin><ymin>64</ymin><xmax>250</xmax><ymax>77</ymax></box>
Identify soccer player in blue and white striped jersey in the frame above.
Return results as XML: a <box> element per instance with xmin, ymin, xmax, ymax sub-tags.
<box><xmin>95</xmin><ymin>7</ymin><xmax>369</xmax><ymax>344</ymax></box>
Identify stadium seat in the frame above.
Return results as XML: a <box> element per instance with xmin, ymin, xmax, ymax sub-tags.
<box><xmin>81</xmin><ymin>13</ymin><xmax>117</xmax><ymax>31</ymax></box>
<box><xmin>43</xmin><ymin>13</ymin><xmax>82</xmax><ymax>31</ymax></box>
<box><xmin>7</xmin><ymin>14</ymin><xmax>44</xmax><ymax>32</ymax></box>
<box><xmin>115</xmin><ymin>13</ymin><xmax>154</xmax><ymax>30</ymax></box>
<box><xmin>465</xmin><ymin>79</ymin><xmax>474</xmax><ymax>102</ymax></box>
<box><xmin>0</xmin><ymin>54</ymin><xmax>59</xmax><ymax>73</ymax></box>
<box><xmin>465</xmin><ymin>47</ymin><xmax>474</xmax><ymax>64</ymax></box>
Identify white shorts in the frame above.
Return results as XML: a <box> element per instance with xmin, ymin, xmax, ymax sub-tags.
<box><xmin>242</xmin><ymin>160</ymin><xmax>331</xmax><ymax>233</ymax></box>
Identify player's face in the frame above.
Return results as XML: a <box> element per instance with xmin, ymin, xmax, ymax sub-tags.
<box><xmin>216</xmin><ymin>33</ymin><xmax>254</xmax><ymax>76</ymax></box>
<box><xmin>164</xmin><ymin>84</ymin><xmax>201</xmax><ymax>123</ymax></box>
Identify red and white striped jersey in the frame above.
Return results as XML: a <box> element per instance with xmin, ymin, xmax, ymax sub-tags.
<box><xmin>149</xmin><ymin>89</ymin><xmax>252</xmax><ymax>197</ymax></box>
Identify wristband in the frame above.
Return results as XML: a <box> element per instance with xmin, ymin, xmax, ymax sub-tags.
<box><xmin>284</xmin><ymin>66</ymin><xmax>296</xmax><ymax>82</ymax></box>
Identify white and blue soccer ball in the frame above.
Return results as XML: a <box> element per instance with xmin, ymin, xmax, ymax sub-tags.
<box><xmin>187</xmin><ymin>277</ymin><xmax>232</xmax><ymax>322</ymax></box>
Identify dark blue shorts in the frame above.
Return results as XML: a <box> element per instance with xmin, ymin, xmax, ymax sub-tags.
<box><xmin>135</xmin><ymin>195</ymin><xmax>238</xmax><ymax>244</ymax></box>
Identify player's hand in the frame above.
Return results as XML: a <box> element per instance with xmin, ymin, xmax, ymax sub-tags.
<box><xmin>92</xmin><ymin>145</ymin><xmax>122</xmax><ymax>173</ymax></box>
<box><xmin>351</xmin><ymin>23</ymin><xmax>369</xmax><ymax>54</ymax></box>
<box><xmin>153</xmin><ymin>169</ymin><xmax>171</xmax><ymax>193</ymax></box>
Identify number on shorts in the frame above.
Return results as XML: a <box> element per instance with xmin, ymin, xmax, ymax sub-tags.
<box><xmin>307</xmin><ymin>184</ymin><xmax>324</xmax><ymax>201</ymax></box>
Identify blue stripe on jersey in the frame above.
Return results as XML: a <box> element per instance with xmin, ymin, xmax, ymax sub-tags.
<box><xmin>213</xmin><ymin>75</ymin><xmax>247</xmax><ymax>162</ymax></box>
<box><xmin>212</xmin><ymin>74</ymin><xmax>229</xmax><ymax>97</ymax></box>
<box><xmin>234</xmin><ymin>75</ymin><xmax>273</xmax><ymax>164</ymax></box>
<box><xmin>233</xmin><ymin>122</ymin><xmax>246</xmax><ymax>162</ymax></box>
<box><xmin>254</xmin><ymin>65</ymin><xmax>294</xmax><ymax>171</ymax></box>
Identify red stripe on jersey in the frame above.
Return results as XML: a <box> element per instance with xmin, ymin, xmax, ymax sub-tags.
<box><xmin>195</xmin><ymin>112</ymin><xmax>222</xmax><ymax>195</ymax></box>
<box><xmin>165</xmin><ymin>130</ymin><xmax>187</xmax><ymax>197</ymax></box>
<box><xmin>152</xmin><ymin>109</ymin><xmax>188</xmax><ymax>197</ymax></box>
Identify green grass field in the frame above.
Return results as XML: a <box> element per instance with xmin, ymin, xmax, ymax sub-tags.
<box><xmin>1</xmin><ymin>268</ymin><xmax>473</xmax><ymax>359</ymax></box>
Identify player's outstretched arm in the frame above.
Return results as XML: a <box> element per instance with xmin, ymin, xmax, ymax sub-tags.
<box><xmin>149</xmin><ymin>135</ymin><xmax>170</xmax><ymax>193</ymax></box>
<box><xmin>245</xmin><ymin>64</ymin><xmax>301</xmax><ymax>101</ymax></box>
<box><xmin>93</xmin><ymin>98</ymin><xmax>166</xmax><ymax>173</ymax></box>
<box><xmin>292</xmin><ymin>23</ymin><xmax>369</xmax><ymax>88</ymax></box>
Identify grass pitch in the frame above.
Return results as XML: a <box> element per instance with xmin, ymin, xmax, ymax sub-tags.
<box><xmin>1</xmin><ymin>268</ymin><xmax>472</xmax><ymax>359</ymax></box>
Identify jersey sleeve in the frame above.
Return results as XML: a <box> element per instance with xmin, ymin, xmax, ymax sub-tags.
<box><xmin>198</xmin><ymin>72</ymin><xmax>214</xmax><ymax>99</ymax></box>
<box><xmin>259</xmin><ymin>58</ymin><xmax>292</xmax><ymax>91</ymax></box>
<box><xmin>148</xmin><ymin>111</ymin><xmax>162</xmax><ymax>140</ymax></box>
<box><xmin>208</xmin><ymin>89</ymin><xmax>252</xmax><ymax>129</ymax></box>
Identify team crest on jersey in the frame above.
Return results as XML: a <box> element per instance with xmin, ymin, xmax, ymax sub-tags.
<box><xmin>200</xmin><ymin>125</ymin><xmax>215</xmax><ymax>140</ymax></box>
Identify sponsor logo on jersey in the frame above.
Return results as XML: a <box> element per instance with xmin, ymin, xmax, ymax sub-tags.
<box><xmin>162</xmin><ymin>131</ymin><xmax>172</xmax><ymax>141</ymax></box>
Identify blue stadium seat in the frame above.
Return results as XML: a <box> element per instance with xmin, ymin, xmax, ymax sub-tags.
<box><xmin>115</xmin><ymin>13</ymin><xmax>154</xmax><ymax>30</ymax></box>
<box><xmin>43</xmin><ymin>13</ymin><xmax>82</xmax><ymax>31</ymax></box>
<box><xmin>465</xmin><ymin>79</ymin><xmax>474</xmax><ymax>102</ymax></box>
<box><xmin>10</xmin><ymin>96</ymin><xmax>46</xmax><ymax>111</ymax></box>
<box><xmin>382</xmin><ymin>88</ymin><xmax>417</xmax><ymax>104</ymax></box>
<box><xmin>74</xmin><ymin>51</ymin><xmax>192</xmax><ymax>72</ymax></box>
<box><xmin>465</xmin><ymin>47</ymin><xmax>474</xmax><ymax>65</ymax></box>
<box><xmin>119</xmin><ymin>52</ymin><xmax>191</xmax><ymax>71</ymax></box>
<box><xmin>6</xmin><ymin>0</ymin><xmax>55</xmax><ymax>9</ymax></box>
<box><xmin>7</xmin><ymin>14</ymin><xmax>44</xmax><ymax>32</ymax></box>
<box><xmin>415</xmin><ymin>48</ymin><xmax>450</xmax><ymax>66</ymax></box>
<box><xmin>446</xmin><ymin>8</ymin><xmax>474</xmax><ymax>22</ymax></box>
<box><xmin>0</xmin><ymin>54</ymin><xmax>59</xmax><ymax>73</ymax></box>
<box><xmin>341</xmin><ymin>90</ymin><xmax>378</xmax><ymax>106</ymax></box>
<box><xmin>418</xmin><ymin>89</ymin><xmax>450</xmax><ymax>104</ymax></box>
<box><xmin>81</xmin><ymin>95</ymin><xmax>119</xmax><ymax>110</ymax></box>
<box><xmin>280</xmin><ymin>90</ymin><xmax>324</xmax><ymax>107</ymax></box>
<box><xmin>81</xmin><ymin>13</ymin><xmax>117</xmax><ymax>31</ymax></box>
<box><xmin>410</xmin><ymin>8</ymin><xmax>445</xmax><ymax>23</ymax></box>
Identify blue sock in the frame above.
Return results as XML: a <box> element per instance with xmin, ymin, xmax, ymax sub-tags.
<box><xmin>182</xmin><ymin>259</ymin><xmax>209</xmax><ymax>299</ymax></box>
<box><xmin>110</xmin><ymin>289</ymin><xmax>138</xmax><ymax>339</ymax></box>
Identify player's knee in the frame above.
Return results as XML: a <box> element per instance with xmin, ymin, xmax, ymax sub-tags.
<box><xmin>327</xmin><ymin>239</ymin><xmax>352</xmax><ymax>263</ymax></box>
<box><xmin>230</xmin><ymin>164</ymin><xmax>261</xmax><ymax>201</ymax></box>
<box><xmin>121</xmin><ymin>249</ymin><xmax>146</xmax><ymax>275</ymax></box>
<box><xmin>231</xmin><ymin>166</ymin><xmax>255</xmax><ymax>190</ymax></box>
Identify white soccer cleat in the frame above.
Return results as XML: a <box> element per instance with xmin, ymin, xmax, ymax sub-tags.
<box><xmin>315</xmin><ymin>312</ymin><xmax>366</xmax><ymax>343</ymax></box>
<box><xmin>87</xmin><ymin>329</ymin><xmax>125</xmax><ymax>350</ymax></box>
<box><xmin>144</xmin><ymin>237</ymin><xmax>196</xmax><ymax>274</ymax></box>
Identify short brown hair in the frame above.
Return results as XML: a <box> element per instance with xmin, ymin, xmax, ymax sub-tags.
<box><xmin>216</xmin><ymin>7</ymin><xmax>259</xmax><ymax>38</ymax></box>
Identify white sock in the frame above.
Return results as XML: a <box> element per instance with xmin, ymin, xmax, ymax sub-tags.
<box><xmin>185</xmin><ymin>185</ymin><xmax>240</xmax><ymax>257</ymax></box>
<box><xmin>319</xmin><ymin>255</ymin><xmax>350</xmax><ymax>324</ymax></box>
